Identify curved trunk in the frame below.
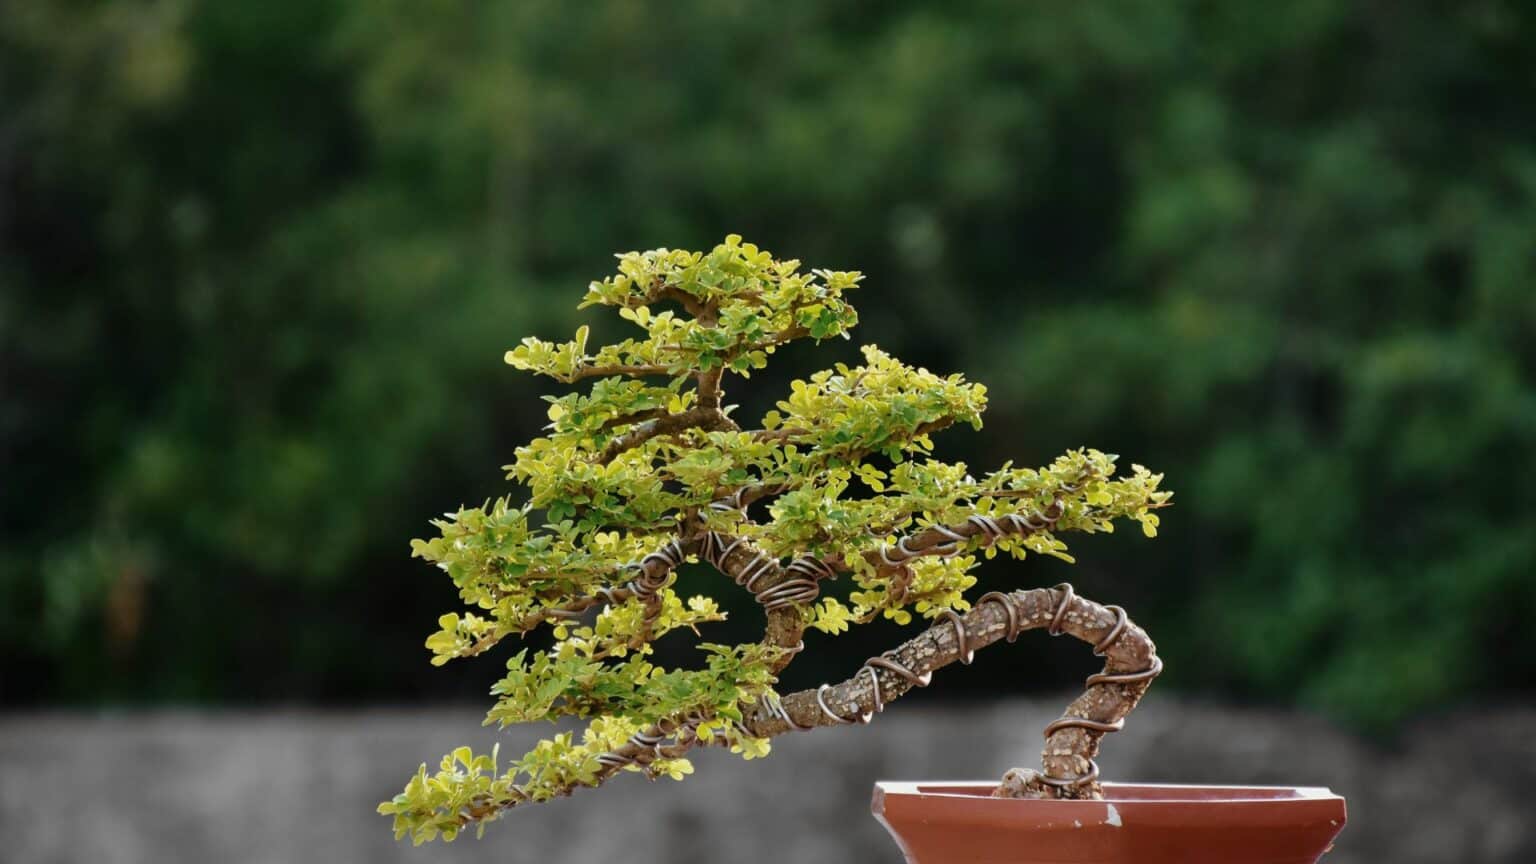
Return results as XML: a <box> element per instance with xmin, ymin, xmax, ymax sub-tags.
<box><xmin>740</xmin><ymin>584</ymin><xmax>1161</xmax><ymax>798</ymax></box>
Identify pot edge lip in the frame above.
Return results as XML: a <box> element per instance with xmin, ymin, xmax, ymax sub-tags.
<box><xmin>873</xmin><ymin>780</ymin><xmax>1345</xmax><ymax>804</ymax></box>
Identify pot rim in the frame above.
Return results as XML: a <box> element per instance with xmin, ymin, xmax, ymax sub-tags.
<box><xmin>872</xmin><ymin>782</ymin><xmax>1348</xmax><ymax>863</ymax></box>
<box><xmin>874</xmin><ymin>781</ymin><xmax>1344</xmax><ymax>804</ymax></box>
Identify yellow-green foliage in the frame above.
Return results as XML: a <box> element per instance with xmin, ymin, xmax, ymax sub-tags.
<box><xmin>380</xmin><ymin>238</ymin><xmax>1169</xmax><ymax>843</ymax></box>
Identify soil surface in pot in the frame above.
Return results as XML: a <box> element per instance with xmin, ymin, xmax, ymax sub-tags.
<box><xmin>872</xmin><ymin>781</ymin><xmax>1346</xmax><ymax>864</ymax></box>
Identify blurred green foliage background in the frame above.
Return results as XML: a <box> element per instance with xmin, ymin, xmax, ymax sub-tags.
<box><xmin>3</xmin><ymin>1</ymin><xmax>1533</xmax><ymax>729</ymax></box>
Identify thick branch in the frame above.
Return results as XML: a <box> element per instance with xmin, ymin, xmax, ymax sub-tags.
<box><xmin>698</xmin><ymin>532</ymin><xmax>809</xmax><ymax>673</ymax></box>
<box><xmin>738</xmin><ymin>586</ymin><xmax>1159</xmax><ymax>798</ymax></box>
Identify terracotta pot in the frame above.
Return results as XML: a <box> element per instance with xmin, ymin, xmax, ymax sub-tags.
<box><xmin>872</xmin><ymin>781</ymin><xmax>1346</xmax><ymax>864</ymax></box>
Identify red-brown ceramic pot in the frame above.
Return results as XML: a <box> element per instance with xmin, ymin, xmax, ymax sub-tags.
<box><xmin>872</xmin><ymin>782</ymin><xmax>1346</xmax><ymax>864</ymax></box>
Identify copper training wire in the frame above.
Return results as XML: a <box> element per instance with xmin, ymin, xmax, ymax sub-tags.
<box><xmin>631</xmin><ymin>538</ymin><xmax>684</xmax><ymax>603</ymax></box>
<box><xmin>879</xmin><ymin>494</ymin><xmax>1065</xmax><ymax>570</ymax></box>
<box><xmin>597</xmin><ymin>728</ymin><xmax>665</xmax><ymax>770</ymax></box>
<box><xmin>1092</xmin><ymin>605</ymin><xmax>1128</xmax><ymax>656</ymax></box>
<box><xmin>815</xmin><ymin>683</ymin><xmax>867</xmax><ymax>725</ymax></box>
<box><xmin>875</xmin><ymin>494</ymin><xmax>1069</xmax><ymax>572</ymax></box>
<box><xmin>860</xmin><ymin>664</ymin><xmax>884</xmax><ymax>714</ymax></box>
<box><xmin>1047</xmin><ymin>581</ymin><xmax>1074</xmax><ymax>636</ymax></box>
<box><xmin>708</xmin><ymin>487</ymin><xmax>750</xmax><ymax>514</ymax></box>
<box><xmin>939</xmin><ymin>609</ymin><xmax>974</xmax><ymax>664</ymax></box>
<box><xmin>1037</xmin><ymin>583</ymin><xmax>1163</xmax><ymax>790</ymax></box>
<box><xmin>759</xmin><ymin>690</ymin><xmax>813</xmax><ymax>731</ymax></box>
<box><xmin>629</xmin><ymin>537</ymin><xmax>685</xmax><ymax>633</ymax></box>
<box><xmin>864</xmin><ymin>653</ymin><xmax>933</xmax><ymax>688</ymax></box>
<box><xmin>702</xmin><ymin>531</ymin><xmax>820</xmax><ymax>612</ymax></box>
<box><xmin>576</xmin><ymin>538</ymin><xmax>687</xmax><ymax>618</ymax></box>
<box><xmin>1087</xmin><ymin>655</ymin><xmax>1164</xmax><ymax>687</ymax></box>
<box><xmin>592</xmin><ymin>539</ymin><xmax>690</xmax><ymax>772</ymax></box>
<box><xmin>977</xmin><ymin>591</ymin><xmax>1020</xmax><ymax>641</ymax></box>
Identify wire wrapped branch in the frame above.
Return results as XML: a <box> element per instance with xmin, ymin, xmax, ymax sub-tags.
<box><xmin>593</xmin><ymin>714</ymin><xmax>698</xmax><ymax>773</ymax></box>
<box><xmin>700</xmin><ymin>532</ymin><xmax>827</xmax><ymax>611</ymax></box>
<box><xmin>457</xmin><ymin>711</ymin><xmax>702</xmax><ymax>826</ymax></box>
<box><xmin>696</xmin><ymin>530</ymin><xmax>818</xmax><ymax>670</ymax></box>
<box><xmin>860</xmin><ymin>487</ymin><xmax>1078</xmax><ymax>576</ymax></box>
<box><xmin>736</xmin><ymin>584</ymin><xmax>1160</xmax><ymax>799</ymax></box>
<box><xmin>626</xmin><ymin>537</ymin><xmax>687</xmax><ymax>638</ymax></box>
<box><xmin>503</xmin><ymin>535</ymin><xmax>700</xmax><ymax>640</ymax></box>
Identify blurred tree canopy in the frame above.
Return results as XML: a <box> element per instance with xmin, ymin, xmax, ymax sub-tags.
<box><xmin>2</xmin><ymin>0</ymin><xmax>1532</xmax><ymax>728</ymax></box>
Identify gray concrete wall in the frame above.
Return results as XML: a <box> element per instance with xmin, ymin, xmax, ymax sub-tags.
<box><xmin>1</xmin><ymin>699</ymin><xmax>1531</xmax><ymax>863</ymax></box>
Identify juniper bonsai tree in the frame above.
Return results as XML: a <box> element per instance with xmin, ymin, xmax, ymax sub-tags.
<box><xmin>379</xmin><ymin>237</ymin><xmax>1171</xmax><ymax>843</ymax></box>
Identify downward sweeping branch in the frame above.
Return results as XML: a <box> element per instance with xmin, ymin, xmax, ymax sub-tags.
<box><xmin>738</xmin><ymin>585</ymin><xmax>1160</xmax><ymax>798</ymax></box>
<box><xmin>454</xmin><ymin>714</ymin><xmax>700</xmax><ymax>827</ymax></box>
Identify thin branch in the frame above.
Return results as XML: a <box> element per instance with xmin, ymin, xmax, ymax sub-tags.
<box><xmin>594</xmin><ymin>407</ymin><xmax>731</xmax><ymax>464</ymax></box>
<box><xmin>744</xmin><ymin>416</ymin><xmax>953</xmax><ymax>448</ymax></box>
<box><xmin>656</xmin><ymin>285</ymin><xmax>710</xmax><ymax>320</ymax></box>
<box><xmin>554</xmin><ymin>363</ymin><xmax>674</xmax><ymax>383</ymax></box>
<box><xmin>439</xmin><ymin>592</ymin><xmax>621</xmax><ymax>663</ymax></box>
<box><xmin>598</xmin><ymin>407</ymin><xmax>671</xmax><ymax>432</ymax></box>
<box><xmin>747</xmin><ymin>427</ymin><xmax>808</xmax><ymax>443</ymax></box>
<box><xmin>453</xmin><ymin>714</ymin><xmax>698</xmax><ymax>825</ymax></box>
<box><xmin>816</xmin><ymin>475</ymin><xmax>1085</xmax><ymax>578</ymax></box>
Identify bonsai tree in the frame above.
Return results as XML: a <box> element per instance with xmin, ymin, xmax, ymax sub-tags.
<box><xmin>379</xmin><ymin>237</ymin><xmax>1171</xmax><ymax>844</ymax></box>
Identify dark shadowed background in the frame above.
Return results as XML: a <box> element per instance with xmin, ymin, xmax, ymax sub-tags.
<box><xmin>3</xmin><ymin>2</ymin><xmax>1534</xmax><ymax>862</ymax></box>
